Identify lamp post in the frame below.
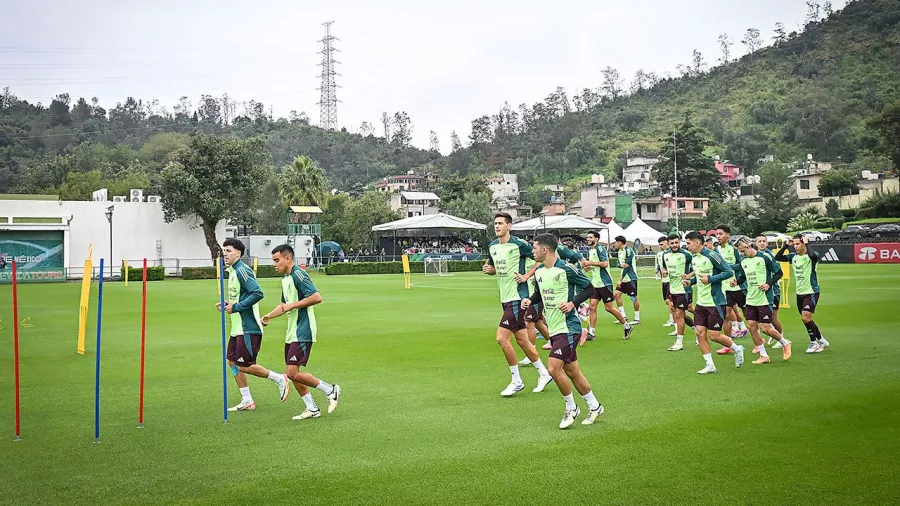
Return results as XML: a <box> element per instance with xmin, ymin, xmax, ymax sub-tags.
<box><xmin>539</xmin><ymin>210</ymin><xmax>547</xmax><ymax>233</ymax></box>
<box><xmin>105</xmin><ymin>206</ymin><xmax>114</xmax><ymax>280</ymax></box>
<box><xmin>673</xmin><ymin>128</ymin><xmax>679</xmax><ymax>235</ymax></box>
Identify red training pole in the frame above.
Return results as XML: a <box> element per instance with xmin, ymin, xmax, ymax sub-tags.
<box><xmin>11</xmin><ymin>261</ymin><xmax>21</xmax><ymax>441</ymax></box>
<box><xmin>138</xmin><ymin>259</ymin><xmax>147</xmax><ymax>428</ymax></box>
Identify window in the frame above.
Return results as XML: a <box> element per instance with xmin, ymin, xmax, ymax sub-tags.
<box><xmin>407</xmin><ymin>212</ymin><xmax>414</xmax><ymax>217</ymax></box>
<box><xmin>677</xmin><ymin>200</ymin><xmax>686</xmax><ymax>209</ymax></box>
<box><xmin>800</xmin><ymin>179</ymin><xmax>810</xmax><ymax>190</ymax></box>
<box><xmin>692</xmin><ymin>200</ymin><xmax>702</xmax><ymax>209</ymax></box>
<box><xmin>645</xmin><ymin>204</ymin><xmax>658</xmax><ymax>213</ymax></box>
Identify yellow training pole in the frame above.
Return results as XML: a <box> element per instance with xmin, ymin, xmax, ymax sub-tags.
<box><xmin>216</xmin><ymin>256</ymin><xmax>222</xmax><ymax>296</ymax></box>
<box><xmin>402</xmin><ymin>254</ymin><xmax>411</xmax><ymax>289</ymax></box>
<box><xmin>774</xmin><ymin>238</ymin><xmax>791</xmax><ymax>308</ymax></box>
<box><xmin>124</xmin><ymin>259</ymin><xmax>129</xmax><ymax>287</ymax></box>
<box><xmin>77</xmin><ymin>244</ymin><xmax>94</xmax><ymax>355</ymax></box>
<box><xmin>253</xmin><ymin>256</ymin><xmax>258</xmax><ymax>276</ymax></box>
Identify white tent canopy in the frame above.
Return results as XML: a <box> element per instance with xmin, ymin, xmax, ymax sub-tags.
<box><xmin>624</xmin><ymin>218</ymin><xmax>665</xmax><ymax>245</ymax></box>
<box><xmin>372</xmin><ymin>213</ymin><xmax>487</xmax><ymax>232</ymax></box>
<box><xmin>511</xmin><ymin>214</ymin><xmax>607</xmax><ymax>231</ymax></box>
<box><xmin>594</xmin><ymin>219</ymin><xmax>626</xmax><ymax>242</ymax></box>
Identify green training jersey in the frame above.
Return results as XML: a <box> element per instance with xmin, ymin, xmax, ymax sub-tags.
<box><xmin>776</xmin><ymin>247</ymin><xmax>820</xmax><ymax>295</ymax></box>
<box><xmin>733</xmin><ymin>253</ymin><xmax>777</xmax><ymax>307</ymax></box>
<box><xmin>557</xmin><ymin>245</ymin><xmax>584</xmax><ymax>265</ymax></box>
<box><xmin>533</xmin><ymin>258</ymin><xmax>592</xmax><ymax>336</ymax></box>
<box><xmin>488</xmin><ymin>236</ymin><xmax>534</xmax><ymax>303</ymax></box>
<box><xmin>587</xmin><ymin>244</ymin><xmax>613</xmax><ymax>288</ymax></box>
<box><xmin>655</xmin><ymin>250</ymin><xmax>670</xmax><ymax>284</ymax></box>
<box><xmin>281</xmin><ymin>266</ymin><xmax>319</xmax><ymax>343</ymax></box>
<box><xmin>690</xmin><ymin>248</ymin><xmax>733</xmax><ymax>307</ymax></box>
<box><xmin>717</xmin><ymin>243</ymin><xmax>744</xmax><ymax>292</ymax></box>
<box><xmin>759</xmin><ymin>248</ymin><xmax>782</xmax><ymax>298</ymax></box>
<box><xmin>664</xmin><ymin>248</ymin><xmax>693</xmax><ymax>295</ymax></box>
<box><xmin>226</xmin><ymin>259</ymin><xmax>264</xmax><ymax>337</ymax></box>
<box><xmin>617</xmin><ymin>246</ymin><xmax>637</xmax><ymax>283</ymax></box>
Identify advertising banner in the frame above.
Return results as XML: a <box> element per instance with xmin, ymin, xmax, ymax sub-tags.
<box><xmin>853</xmin><ymin>243</ymin><xmax>900</xmax><ymax>263</ymax></box>
<box><xmin>807</xmin><ymin>244</ymin><xmax>856</xmax><ymax>264</ymax></box>
<box><xmin>0</xmin><ymin>230</ymin><xmax>66</xmax><ymax>283</ymax></box>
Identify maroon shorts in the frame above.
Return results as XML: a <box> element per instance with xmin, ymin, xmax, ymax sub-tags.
<box><xmin>548</xmin><ymin>333</ymin><xmax>579</xmax><ymax>364</ymax></box>
<box><xmin>662</xmin><ymin>283</ymin><xmax>671</xmax><ymax>301</ymax></box>
<box><xmin>694</xmin><ymin>305</ymin><xmax>726</xmax><ymax>331</ymax></box>
<box><xmin>726</xmin><ymin>290</ymin><xmax>747</xmax><ymax>309</ymax></box>
<box><xmin>592</xmin><ymin>285</ymin><xmax>615</xmax><ymax>303</ymax></box>
<box><xmin>524</xmin><ymin>302</ymin><xmax>543</xmax><ymax>323</ymax></box>
<box><xmin>773</xmin><ymin>296</ymin><xmax>781</xmax><ymax>310</ymax></box>
<box><xmin>796</xmin><ymin>293</ymin><xmax>819</xmax><ymax>314</ymax></box>
<box><xmin>617</xmin><ymin>281</ymin><xmax>638</xmax><ymax>297</ymax></box>
<box><xmin>499</xmin><ymin>301</ymin><xmax>527</xmax><ymax>332</ymax></box>
<box><xmin>285</xmin><ymin>341</ymin><xmax>313</xmax><ymax>367</ymax></box>
<box><xmin>744</xmin><ymin>304</ymin><xmax>774</xmax><ymax>324</ymax></box>
<box><xmin>227</xmin><ymin>334</ymin><xmax>262</xmax><ymax>366</ymax></box>
<box><xmin>669</xmin><ymin>293</ymin><xmax>691</xmax><ymax>310</ymax></box>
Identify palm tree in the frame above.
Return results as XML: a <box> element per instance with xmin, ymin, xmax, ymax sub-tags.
<box><xmin>280</xmin><ymin>155</ymin><xmax>327</xmax><ymax>209</ymax></box>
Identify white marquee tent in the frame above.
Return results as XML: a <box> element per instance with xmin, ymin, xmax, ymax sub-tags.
<box><xmin>624</xmin><ymin>218</ymin><xmax>666</xmax><ymax>245</ymax></box>
<box><xmin>511</xmin><ymin>214</ymin><xmax>608</xmax><ymax>232</ymax></box>
<box><xmin>372</xmin><ymin>213</ymin><xmax>487</xmax><ymax>232</ymax></box>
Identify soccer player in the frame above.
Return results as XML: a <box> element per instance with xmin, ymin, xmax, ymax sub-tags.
<box><xmin>731</xmin><ymin>238</ymin><xmax>792</xmax><ymax>362</ymax></box>
<box><xmin>521</xmin><ymin>234</ymin><xmax>604</xmax><ymax>429</ymax></box>
<box><xmin>755</xmin><ymin>235</ymin><xmax>787</xmax><ymax>347</ymax></box>
<box><xmin>663</xmin><ymin>233</ymin><xmax>695</xmax><ymax>351</ymax></box>
<box><xmin>715</xmin><ymin>225</ymin><xmax>749</xmax><ymax>344</ymax></box>
<box><xmin>218</xmin><ymin>238</ymin><xmax>290</xmax><ymax>412</ymax></box>
<box><xmin>518</xmin><ymin>256</ymin><xmax>555</xmax><ymax>363</ymax></box>
<box><xmin>775</xmin><ymin>235</ymin><xmax>830</xmax><ymax>353</ymax></box>
<box><xmin>583</xmin><ymin>230</ymin><xmax>633</xmax><ymax>340</ymax></box>
<box><xmin>261</xmin><ymin>244</ymin><xmax>341</xmax><ymax>420</ymax></box>
<box><xmin>683</xmin><ymin>232</ymin><xmax>745</xmax><ymax>374</ymax></box>
<box><xmin>656</xmin><ymin>236</ymin><xmax>675</xmax><ymax>328</ymax></box>
<box><xmin>613</xmin><ymin>236</ymin><xmax>641</xmax><ymax>324</ymax></box>
<box><xmin>484</xmin><ymin>213</ymin><xmax>554</xmax><ymax>396</ymax></box>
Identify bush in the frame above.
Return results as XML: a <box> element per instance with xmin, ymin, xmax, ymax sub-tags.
<box><xmin>119</xmin><ymin>265</ymin><xmax>165</xmax><ymax>281</ymax></box>
<box><xmin>832</xmin><ymin>217</ymin><xmax>845</xmax><ymax>229</ymax></box>
<box><xmin>181</xmin><ymin>263</ymin><xmax>281</xmax><ymax>280</ymax></box>
<box><xmin>667</xmin><ymin>217</ymin><xmax>706</xmax><ymax>233</ymax></box>
<box><xmin>324</xmin><ymin>260</ymin><xmax>485</xmax><ymax>276</ymax></box>
<box><xmin>840</xmin><ymin>208</ymin><xmax>858</xmax><ymax>219</ymax></box>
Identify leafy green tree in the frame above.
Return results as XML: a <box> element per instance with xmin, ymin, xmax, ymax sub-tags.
<box><xmin>653</xmin><ymin>116</ymin><xmax>728</xmax><ymax>199</ymax></box>
<box><xmin>704</xmin><ymin>201</ymin><xmax>756</xmax><ymax>236</ymax></box>
<box><xmin>817</xmin><ymin>169</ymin><xmax>859</xmax><ymax>197</ymax></box>
<box><xmin>442</xmin><ymin>191</ymin><xmax>493</xmax><ymax>226</ymax></box>
<box><xmin>58</xmin><ymin>169</ymin><xmax>104</xmax><ymax>200</ymax></box>
<box><xmin>825</xmin><ymin>198</ymin><xmax>841</xmax><ymax>218</ymax></box>
<box><xmin>755</xmin><ymin>161</ymin><xmax>799</xmax><ymax>232</ymax></box>
<box><xmin>280</xmin><ymin>155</ymin><xmax>326</xmax><ymax>208</ymax></box>
<box><xmin>869</xmin><ymin>102</ymin><xmax>900</xmax><ymax>170</ymax></box>
<box><xmin>159</xmin><ymin>133</ymin><xmax>269</xmax><ymax>261</ymax></box>
<box><xmin>438</xmin><ymin>174</ymin><xmax>490</xmax><ymax>205</ymax></box>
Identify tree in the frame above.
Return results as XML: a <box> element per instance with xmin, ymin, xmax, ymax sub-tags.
<box><xmin>429</xmin><ymin>130</ymin><xmax>440</xmax><ymax>152</ymax></box>
<box><xmin>691</xmin><ymin>50</ymin><xmax>707</xmax><ymax>76</ymax></box>
<box><xmin>469</xmin><ymin>116</ymin><xmax>493</xmax><ymax>146</ymax></box>
<box><xmin>450</xmin><ymin>131</ymin><xmax>462</xmax><ymax>152</ymax></box>
<box><xmin>439</xmin><ymin>174</ymin><xmax>490</xmax><ymax>204</ymax></box>
<box><xmin>818</xmin><ymin>169</ymin><xmax>859</xmax><ymax>197</ymax></box>
<box><xmin>359</xmin><ymin>121</ymin><xmax>375</xmax><ymax>137</ymax></box>
<box><xmin>381</xmin><ymin>112</ymin><xmax>391</xmax><ymax>143</ymax></box>
<box><xmin>755</xmin><ymin>161</ymin><xmax>799</xmax><ymax>232</ymax></box>
<box><xmin>652</xmin><ymin>116</ymin><xmax>727</xmax><ymax>199</ymax></box>
<box><xmin>58</xmin><ymin>169</ymin><xmax>104</xmax><ymax>200</ymax></box>
<box><xmin>280</xmin><ymin>155</ymin><xmax>327</xmax><ymax>208</ymax></box>
<box><xmin>392</xmin><ymin>111</ymin><xmax>413</xmax><ymax>147</ymax></box>
<box><xmin>717</xmin><ymin>34</ymin><xmax>733</xmax><ymax>65</ymax></box>
<box><xmin>869</xmin><ymin>102</ymin><xmax>900</xmax><ymax>170</ymax></box>
<box><xmin>198</xmin><ymin>94</ymin><xmax>222</xmax><ymax>126</ymax></box>
<box><xmin>805</xmin><ymin>1</ymin><xmax>821</xmax><ymax>26</ymax></box>
<box><xmin>825</xmin><ymin>198</ymin><xmax>841</xmax><ymax>219</ymax></box>
<box><xmin>321</xmin><ymin>192</ymin><xmax>399</xmax><ymax>250</ymax></box>
<box><xmin>823</xmin><ymin>1</ymin><xmax>834</xmax><ymax>18</ymax></box>
<box><xmin>159</xmin><ymin>133</ymin><xmax>269</xmax><ymax>261</ymax></box>
<box><xmin>631</xmin><ymin>69</ymin><xmax>649</xmax><ymax>94</ymax></box>
<box><xmin>773</xmin><ymin>22</ymin><xmax>787</xmax><ymax>44</ymax></box>
<box><xmin>705</xmin><ymin>201</ymin><xmax>756</xmax><ymax>236</ymax></box>
<box><xmin>742</xmin><ymin>28</ymin><xmax>762</xmax><ymax>55</ymax></box>
<box><xmin>601</xmin><ymin>67</ymin><xmax>624</xmax><ymax>100</ymax></box>
<box><xmin>442</xmin><ymin>191</ymin><xmax>493</xmax><ymax>226</ymax></box>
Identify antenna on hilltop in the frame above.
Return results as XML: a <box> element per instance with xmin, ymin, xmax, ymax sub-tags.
<box><xmin>317</xmin><ymin>21</ymin><xmax>341</xmax><ymax>131</ymax></box>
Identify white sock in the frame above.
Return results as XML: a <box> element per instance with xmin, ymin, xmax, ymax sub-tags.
<box><xmin>267</xmin><ymin>371</ymin><xmax>282</xmax><ymax>382</ymax></box>
<box><xmin>301</xmin><ymin>393</ymin><xmax>318</xmax><ymax>411</ymax></box>
<box><xmin>533</xmin><ymin>359</ymin><xmax>549</xmax><ymax>377</ymax></box>
<box><xmin>315</xmin><ymin>381</ymin><xmax>334</xmax><ymax>395</ymax></box>
<box><xmin>676</xmin><ymin>334</ymin><xmax>684</xmax><ymax>344</ymax></box>
<box><xmin>520</xmin><ymin>357</ymin><xmax>532</xmax><ymax>365</ymax></box>
<box><xmin>510</xmin><ymin>365</ymin><xmax>522</xmax><ymax>383</ymax></box>
<box><xmin>582</xmin><ymin>391</ymin><xmax>600</xmax><ymax>411</ymax></box>
<box><xmin>239</xmin><ymin>387</ymin><xmax>253</xmax><ymax>403</ymax></box>
<box><xmin>738</xmin><ymin>321</ymin><xmax>746</xmax><ymax>331</ymax></box>
<box><xmin>703</xmin><ymin>353</ymin><xmax>714</xmax><ymax>367</ymax></box>
<box><xmin>668</xmin><ymin>314</ymin><xmax>674</xmax><ymax>323</ymax></box>
<box><xmin>776</xmin><ymin>335</ymin><xmax>788</xmax><ymax>344</ymax></box>
<box><xmin>563</xmin><ymin>393</ymin><xmax>576</xmax><ymax>411</ymax></box>
<box><xmin>730</xmin><ymin>342</ymin><xmax>742</xmax><ymax>352</ymax></box>
<box><xmin>618</xmin><ymin>306</ymin><xmax>626</xmax><ymax>317</ymax></box>
<box><xmin>759</xmin><ymin>344</ymin><xmax>769</xmax><ymax>358</ymax></box>
<box><xmin>634</xmin><ymin>311</ymin><xmax>640</xmax><ymax>321</ymax></box>
<box><xmin>588</xmin><ymin>327</ymin><xmax>595</xmax><ymax>335</ymax></box>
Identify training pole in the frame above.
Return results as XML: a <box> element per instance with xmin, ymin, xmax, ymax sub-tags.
<box><xmin>11</xmin><ymin>261</ymin><xmax>21</xmax><ymax>441</ymax></box>
<box><xmin>218</xmin><ymin>257</ymin><xmax>228</xmax><ymax>423</ymax></box>
<box><xmin>138</xmin><ymin>259</ymin><xmax>147</xmax><ymax>428</ymax></box>
<box><xmin>94</xmin><ymin>259</ymin><xmax>105</xmax><ymax>443</ymax></box>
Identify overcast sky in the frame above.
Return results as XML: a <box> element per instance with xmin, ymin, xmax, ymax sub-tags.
<box><xmin>2</xmin><ymin>0</ymin><xmax>848</xmax><ymax>152</ymax></box>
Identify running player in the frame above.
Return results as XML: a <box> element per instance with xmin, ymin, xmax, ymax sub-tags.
<box><xmin>583</xmin><ymin>230</ymin><xmax>633</xmax><ymax>340</ymax></box>
<box><xmin>219</xmin><ymin>238</ymin><xmax>290</xmax><ymax>412</ymax></box>
<box><xmin>656</xmin><ymin>236</ymin><xmax>675</xmax><ymax>328</ymax></box>
<box><xmin>775</xmin><ymin>235</ymin><xmax>830</xmax><ymax>353</ymax></box>
<box><xmin>683</xmin><ymin>232</ymin><xmax>745</xmax><ymax>374</ymax></box>
<box><xmin>613</xmin><ymin>236</ymin><xmax>641</xmax><ymax>324</ymax></box>
<box><xmin>518</xmin><ymin>256</ymin><xmax>555</xmax><ymax>362</ymax></box>
<box><xmin>663</xmin><ymin>233</ymin><xmax>695</xmax><ymax>351</ymax></box>
<box><xmin>521</xmin><ymin>234</ymin><xmax>604</xmax><ymax>429</ymax></box>
<box><xmin>262</xmin><ymin>244</ymin><xmax>341</xmax><ymax>420</ymax></box>
<box><xmin>731</xmin><ymin>238</ymin><xmax>792</xmax><ymax>362</ymax></box>
<box><xmin>715</xmin><ymin>225</ymin><xmax>749</xmax><ymax>345</ymax></box>
<box><xmin>484</xmin><ymin>213</ymin><xmax>554</xmax><ymax>396</ymax></box>
<box><xmin>755</xmin><ymin>235</ymin><xmax>788</xmax><ymax>348</ymax></box>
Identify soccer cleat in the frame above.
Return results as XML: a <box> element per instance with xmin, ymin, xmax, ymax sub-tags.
<box><xmin>668</xmin><ymin>342</ymin><xmax>684</xmax><ymax>352</ymax></box>
<box><xmin>559</xmin><ymin>406</ymin><xmax>581</xmax><ymax>429</ymax></box>
<box><xmin>278</xmin><ymin>374</ymin><xmax>291</xmax><ymax>403</ymax></box>
<box><xmin>734</xmin><ymin>345</ymin><xmax>745</xmax><ymax>367</ymax></box>
<box><xmin>630</xmin><ymin>320</ymin><xmax>641</xmax><ymax>325</ymax></box>
<box><xmin>586</xmin><ymin>332</ymin><xmax>596</xmax><ymax>342</ymax></box>
<box><xmin>733</xmin><ymin>329</ymin><xmax>748</xmax><ymax>339</ymax></box>
<box><xmin>772</xmin><ymin>340</ymin><xmax>784</xmax><ymax>349</ymax></box>
<box><xmin>581</xmin><ymin>405</ymin><xmax>605</xmax><ymax>425</ymax></box>
<box><xmin>668</xmin><ymin>330</ymin><xmax>677</xmax><ymax>336</ymax></box>
<box><xmin>818</xmin><ymin>337</ymin><xmax>830</xmax><ymax>350</ymax></box>
<box><xmin>766</xmin><ymin>337</ymin><xmax>776</xmax><ymax>346</ymax></box>
<box><xmin>228</xmin><ymin>401</ymin><xmax>256</xmax><ymax>412</ymax></box>
<box><xmin>805</xmin><ymin>342</ymin><xmax>821</xmax><ymax>354</ymax></box>
<box><xmin>579</xmin><ymin>329</ymin><xmax>588</xmax><ymax>347</ymax></box>
<box><xmin>623</xmin><ymin>325</ymin><xmax>633</xmax><ymax>340</ymax></box>
<box><xmin>752</xmin><ymin>356</ymin><xmax>771</xmax><ymax>365</ymax></box>
<box><xmin>292</xmin><ymin>409</ymin><xmax>321</xmax><ymax>420</ymax></box>
<box><xmin>326</xmin><ymin>385</ymin><xmax>341</xmax><ymax>413</ymax></box>
<box><xmin>752</xmin><ymin>345</ymin><xmax>761</xmax><ymax>354</ymax></box>
<box><xmin>517</xmin><ymin>357</ymin><xmax>532</xmax><ymax>366</ymax></box>
<box><xmin>716</xmin><ymin>347</ymin><xmax>734</xmax><ymax>355</ymax></box>
<box><xmin>500</xmin><ymin>381</ymin><xmax>525</xmax><ymax>397</ymax></box>
<box><xmin>664</xmin><ymin>320</ymin><xmax>675</xmax><ymax>327</ymax></box>
<box><xmin>542</xmin><ymin>342</ymin><xmax>552</xmax><ymax>350</ymax></box>
<box><xmin>695</xmin><ymin>337</ymin><xmax>699</xmax><ymax>346</ymax></box>
<box><xmin>697</xmin><ymin>364</ymin><xmax>718</xmax><ymax>375</ymax></box>
<box><xmin>533</xmin><ymin>374</ymin><xmax>554</xmax><ymax>393</ymax></box>
<box><xmin>781</xmin><ymin>340</ymin><xmax>792</xmax><ymax>361</ymax></box>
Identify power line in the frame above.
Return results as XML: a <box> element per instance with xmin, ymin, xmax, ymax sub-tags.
<box><xmin>317</xmin><ymin>21</ymin><xmax>340</xmax><ymax>131</ymax></box>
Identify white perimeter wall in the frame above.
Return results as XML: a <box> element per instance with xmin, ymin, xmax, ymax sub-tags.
<box><xmin>1</xmin><ymin>200</ymin><xmax>226</xmax><ymax>276</ymax></box>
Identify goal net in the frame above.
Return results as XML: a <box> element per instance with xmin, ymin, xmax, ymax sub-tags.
<box><xmin>424</xmin><ymin>257</ymin><xmax>450</xmax><ymax>276</ymax></box>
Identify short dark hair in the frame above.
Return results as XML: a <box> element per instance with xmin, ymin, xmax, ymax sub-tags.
<box><xmin>587</xmin><ymin>230</ymin><xmax>600</xmax><ymax>239</ymax></box>
<box><xmin>793</xmin><ymin>234</ymin><xmax>804</xmax><ymax>240</ymax></box>
<box><xmin>658</xmin><ymin>236</ymin><xmax>668</xmax><ymax>243</ymax></box>
<box><xmin>685</xmin><ymin>231</ymin><xmax>704</xmax><ymax>242</ymax></box>
<box><xmin>736</xmin><ymin>237</ymin><xmax>754</xmax><ymax>249</ymax></box>
<box><xmin>614</xmin><ymin>235</ymin><xmax>627</xmax><ymax>244</ymax></box>
<box><xmin>667</xmin><ymin>233</ymin><xmax>680</xmax><ymax>241</ymax></box>
<box><xmin>223</xmin><ymin>238</ymin><xmax>245</xmax><ymax>256</ymax></box>
<box><xmin>272</xmin><ymin>244</ymin><xmax>294</xmax><ymax>257</ymax></box>
<box><xmin>494</xmin><ymin>213</ymin><xmax>512</xmax><ymax>224</ymax></box>
<box><xmin>534</xmin><ymin>233</ymin><xmax>558</xmax><ymax>250</ymax></box>
<box><xmin>716</xmin><ymin>224</ymin><xmax>731</xmax><ymax>234</ymax></box>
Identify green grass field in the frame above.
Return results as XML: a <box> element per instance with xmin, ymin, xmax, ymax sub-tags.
<box><xmin>1</xmin><ymin>266</ymin><xmax>899</xmax><ymax>505</ymax></box>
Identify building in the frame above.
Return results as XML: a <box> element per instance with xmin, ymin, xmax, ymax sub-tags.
<box><xmin>487</xmin><ymin>174</ymin><xmax>530</xmax><ymax>221</ymax></box>
<box><xmin>715</xmin><ymin>160</ymin><xmax>744</xmax><ymax>189</ymax></box>
<box><xmin>375</xmin><ymin>173</ymin><xmax>425</xmax><ymax>193</ymax></box>
<box><xmin>543</xmin><ymin>184</ymin><xmax>567</xmax><ymax>204</ymax></box>
<box><xmin>621</xmin><ymin>157</ymin><xmax>659</xmax><ymax>193</ymax></box>
<box><xmin>577</xmin><ymin>174</ymin><xmax>637</xmax><ymax>223</ymax></box>
<box><xmin>634</xmin><ymin>195</ymin><xmax>710</xmax><ymax>231</ymax></box>
<box><xmin>793</xmin><ymin>159</ymin><xmax>835</xmax><ymax>201</ymax></box>
<box><xmin>390</xmin><ymin>191</ymin><xmax>440</xmax><ymax>218</ymax></box>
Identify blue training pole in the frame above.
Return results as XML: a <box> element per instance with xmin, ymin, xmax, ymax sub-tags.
<box><xmin>94</xmin><ymin>259</ymin><xmax>105</xmax><ymax>442</ymax></box>
<box><xmin>219</xmin><ymin>257</ymin><xmax>228</xmax><ymax>423</ymax></box>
